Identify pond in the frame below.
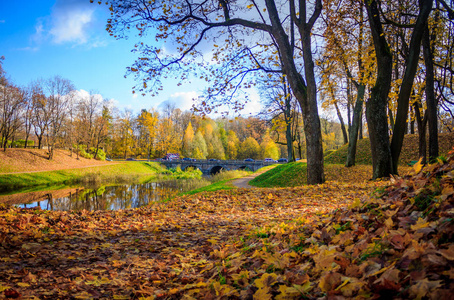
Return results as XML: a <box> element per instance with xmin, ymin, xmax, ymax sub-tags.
<box><xmin>0</xmin><ymin>179</ymin><xmax>209</xmax><ymax>211</ymax></box>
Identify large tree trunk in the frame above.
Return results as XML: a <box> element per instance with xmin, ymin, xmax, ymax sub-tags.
<box><xmin>423</xmin><ymin>23</ymin><xmax>439</xmax><ymax>161</ymax></box>
<box><xmin>301</xmin><ymin>33</ymin><xmax>324</xmax><ymax>184</ymax></box>
<box><xmin>390</xmin><ymin>0</ymin><xmax>433</xmax><ymax>174</ymax></box>
<box><xmin>267</xmin><ymin>0</ymin><xmax>324</xmax><ymax>184</ymax></box>
<box><xmin>364</xmin><ymin>0</ymin><xmax>394</xmax><ymax>179</ymax></box>
<box><xmin>346</xmin><ymin>84</ymin><xmax>365</xmax><ymax>167</ymax></box>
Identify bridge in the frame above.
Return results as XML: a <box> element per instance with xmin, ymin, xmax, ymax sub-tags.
<box><xmin>160</xmin><ymin>159</ymin><xmax>279</xmax><ymax>175</ymax></box>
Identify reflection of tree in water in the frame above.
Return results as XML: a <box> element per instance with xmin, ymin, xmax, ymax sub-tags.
<box><xmin>21</xmin><ymin>179</ymin><xmax>209</xmax><ymax>211</ymax></box>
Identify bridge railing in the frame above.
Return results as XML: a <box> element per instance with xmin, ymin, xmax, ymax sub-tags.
<box><xmin>161</xmin><ymin>159</ymin><xmax>279</xmax><ymax>165</ymax></box>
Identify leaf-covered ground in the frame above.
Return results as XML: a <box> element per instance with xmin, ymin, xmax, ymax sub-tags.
<box><xmin>324</xmin><ymin>133</ymin><xmax>454</xmax><ymax>165</ymax></box>
<box><xmin>1</xmin><ymin>154</ymin><xmax>454</xmax><ymax>299</ymax></box>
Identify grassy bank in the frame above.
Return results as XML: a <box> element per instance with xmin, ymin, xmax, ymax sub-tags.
<box><xmin>325</xmin><ymin>133</ymin><xmax>454</xmax><ymax>165</ymax></box>
<box><xmin>249</xmin><ymin>162</ymin><xmax>409</xmax><ymax>187</ymax></box>
<box><xmin>0</xmin><ymin>162</ymin><xmax>168</xmax><ymax>192</ymax></box>
<box><xmin>179</xmin><ymin>169</ymin><xmax>252</xmax><ymax>196</ymax></box>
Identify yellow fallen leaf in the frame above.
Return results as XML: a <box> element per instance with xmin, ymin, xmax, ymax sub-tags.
<box><xmin>17</xmin><ymin>282</ymin><xmax>30</xmax><ymax>287</ymax></box>
<box><xmin>413</xmin><ymin>157</ymin><xmax>424</xmax><ymax>173</ymax></box>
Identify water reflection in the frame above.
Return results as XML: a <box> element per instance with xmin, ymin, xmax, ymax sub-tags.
<box><xmin>0</xmin><ymin>179</ymin><xmax>208</xmax><ymax>211</ymax></box>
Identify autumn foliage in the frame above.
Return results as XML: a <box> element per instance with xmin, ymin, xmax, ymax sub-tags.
<box><xmin>1</xmin><ymin>149</ymin><xmax>454</xmax><ymax>298</ymax></box>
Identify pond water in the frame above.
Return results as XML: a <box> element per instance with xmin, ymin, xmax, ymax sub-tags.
<box><xmin>0</xmin><ymin>179</ymin><xmax>209</xmax><ymax>211</ymax></box>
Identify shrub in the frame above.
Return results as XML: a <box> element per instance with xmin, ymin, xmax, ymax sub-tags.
<box><xmin>89</xmin><ymin>147</ymin><xmax>106</xmax><ymax>161</ymax></box>
<box><xmin>74</xmin><ymin>145</ymin><xmax>93</xmax><ymax>159</ymax></box>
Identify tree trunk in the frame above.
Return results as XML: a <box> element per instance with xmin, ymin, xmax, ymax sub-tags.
<box><xmin>347</xmin><ymin>78</ymin><xmax>352</xmax><ymax>130</ymax></box>
<box><xmin>301</xmin><ymin>38</ymin><xmax>324</xmax><ymax>184</ymax></box>
<box><xmin>359</xmin><ymin>111</ymin><xmax>363</xmax><ymax>140</ymax></box>
<box><xmin>388</xmin><ymin>104</ymin><xmax>395</xmax><ymax>134</ymax></box>
<box><xmin>414</xmin><ymin>101</ymin><xmax>428</xmax><ymax>163</ymax></box>
<box><xmin>94</xmin><ymin>145</ymin><xmax>99</xmax><ymax>160</ymax></box>
<box><xmin>364</xmin><ymin>0</ymin><xmax>394</xmax><ymax>179</ymax></box>
<box><xmin>346</xmin><ymin>84</ymin><xmax>365</xmax><ymax>167</ymax></box>
<box><xmin>48</xmin><ymin>145</ymin><xmax>54</xmax><ymax>160</ymax></box>
<box><xmin>286</xmin><ymin>121</ymin><xmax>293</xmax><ymax>161</ymax></box>
<box><xmin>390</xmin><ymin>0</ymin><xmax>433</xmax><ymax>174</ymax></box>
<box><xmin>334</xmin><ymin>101</ymin><xmax>348</xmax><ymax>145</ymax></box>
<box><xmin>267</xmin><ymin>0</ymin><xmax>324</xmax><ymax>184</ymax></box>
<box><xmin>423</xmin><ymin>23</ymin><xmax>439</xmax><ymax>161</ymax></box>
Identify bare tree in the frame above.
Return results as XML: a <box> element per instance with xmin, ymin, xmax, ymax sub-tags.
<box><xmin>0</xmin><ymin>84</ymin><xmax>25</xmax><ymax>151</ymax></box>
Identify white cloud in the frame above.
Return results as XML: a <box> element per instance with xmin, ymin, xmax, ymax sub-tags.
<box><xmin>158</xmin><ymin>91</ymin><xmax>198</xmax><ymax>112</ymax></box>
<box><xmin>49</xmin><ymin>4</ymin><xmax>95</xmax><ymax>44</ymax></box>
<box><xmin>27</xmin><ymin>0</ymin><xmax>106</xmax><ymax>47</ymax></box>
<box><xmin>240</xmin><ymin>88</ymin><xmax>262</xmax><ymax>116</ymax></box>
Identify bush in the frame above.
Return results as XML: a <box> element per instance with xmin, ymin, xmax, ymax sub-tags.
<box><xmin>74</xmin><ymin>145</ymin><xmax>93</xmax><ymax>159</ymax></box>
<box><xmin>168</xmin><ymin>165</ymin><xmax>203</xmax><ymax>179</ymax></box>
<box><xmin>89</xmin><ymin>147</ymin><xmax>106</xmax><ymax>161</ymax></box>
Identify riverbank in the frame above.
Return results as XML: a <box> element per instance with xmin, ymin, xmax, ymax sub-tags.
<box><xmin>0</xmin><ymin>161</ymin><xmax>168</xmax><ymax>193</ymax></box>
<box><xmin>0</xmin><ymin>149</ymin><xmax>113</xmax><ymax>173</ymax></box>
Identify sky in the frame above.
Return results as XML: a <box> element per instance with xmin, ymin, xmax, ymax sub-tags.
<box><xmin>0</xmin><ymin>0</ymin><xmax>262</xmax><ymax>116</ymax></box>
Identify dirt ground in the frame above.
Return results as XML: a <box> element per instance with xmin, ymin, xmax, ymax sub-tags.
<box><xmin>0</xmin><ymin>149</ymin><xmax>113</xmax><ymax>174</ymax></box>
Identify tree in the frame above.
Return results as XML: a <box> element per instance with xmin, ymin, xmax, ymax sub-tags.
<box><xmin>193</xmin><ymin>131</ymin><xmax>208</xmax><ymax>159</ymax></box>
<box><xmin>98</xmin><ymin>0</ymin><xmax>325</xmax><ymax>184</ymax></box>
<box><xmin>364</xmin><ymin>0</ymin><xmax>432</xmax><ymax>178</ymax></box>
<box><xmin>226</xmin><ymin>130</ymin><xmax>240</xmax><ymax>160</ymax></box>
<box><xmin>92</xmin><ymin>101</ymin><xmax>113</xmax><ymax>160</ymax></box>
<box><xmin>320</xmin><ymin>0</ymin><xmax>371</xmax><ymax>167</ymax></box>
<box><xmin>115</xmin><ymin>109</ymin><xmax>135</xmax><ymax>159</ymax></box>
<box><xmin>136</xmin><ymin>109</ymin><xmax>158</xmax><ymax>159</ymax></box>
<box><xmin>261</xmin><ymin>130</ymin><xmax>280</xmax><ymax>160</ymax></box>
<box><xmin>42</xmin><ymin>76</ymin><xmax>75</xmax><ymax>160</ymax></box>
<box><xmin>182</xmin><ymin>121</ymin><xmax>195</xmax><ymax>158</ymax></box>
<box><xmin>238</xmin><ymin>137</ymin><xmax>261</xmax><ymax>160</ymax></box>
<box><xmin>388</xmin><ymin>0</ymin><xmax>433</xmax><ymax>174</ymax></box>
<box><xmin>0</xmin><ymin>84</ymin><xmax>25</xmax><ymax>151</ymax></box>
<box><xmin>260</xmin><ymin>75</ymin><xmax>298</xmax><ymax>161</ymax></box>
<box><xmin>30</xmin><ymin>81</ymin><xmax>50</xmax><ymax>149</ymax></box>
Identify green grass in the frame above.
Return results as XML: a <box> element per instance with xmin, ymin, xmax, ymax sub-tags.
<box><xmin>179</xmin><ymin>169</ymin><xmax>252</xmax><ymax>196</ymax></box>
<box><xmin>0</xmin><ymin>162</ymin><xmax>169</xmax><ymax>192</ymax></box>
<box><xmin>249</xmin><ymin>162</ymin><xmax>376</xmax><ymax>187</ymax></box>
<box><xmin>181</xmin><ymin>179</ymin><xmax>236</xmax><ymax>196</ymax></box>
<box><xmin>250</xmin><ymin>162</ymin><xmax>308</xmax><ymax>187</ymax></box>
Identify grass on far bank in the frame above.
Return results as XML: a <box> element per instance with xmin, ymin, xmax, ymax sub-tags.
<box><xmin>0</xmin><ymin>162</ymin><xmax>168</xmax><ymax>192</ymax></box>
<box><xmin>250</xmin><ymin>161</ymin><xmax>415</xmax><ymax>187</ymax></box>
<box><xmin>180</xmin><ymin>169</ymin><xmax>252</xmax><ymax>196</ymax></box>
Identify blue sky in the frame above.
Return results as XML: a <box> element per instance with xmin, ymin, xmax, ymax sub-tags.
<box><xmin>0</xmin><ymin>0</ymin><xmax>261</xmax><ymax>115</ymax></box>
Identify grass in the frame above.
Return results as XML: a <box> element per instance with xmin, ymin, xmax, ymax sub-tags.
<box><xmin>250</xmin><ymin>162</ymin><xmax>309</xmax><ymax>187</ymax></box>
<box><xmin>249</xmin><ymin>162</ymin><xmax>392</xmax><ymax>187</ymax></box>
<box><xmin>180</xmin><ymin>169</ymin><xmax>252</xmax><ymax>196</ymax></box>
<box><xmin>182</xmin><ymin>179</ymin><xmax>236</xmax><ymax>196</ymax></box>
<box><xmin>0</xmin><ymin>162</ymin><xmax>169</xmax><ymax>192</ymax></box>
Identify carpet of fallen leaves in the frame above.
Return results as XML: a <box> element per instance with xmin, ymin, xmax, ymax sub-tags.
<box><xmin>1</xmin><ymin>154</ymin><xmax>454</xmax><ymax>299</ymax></box>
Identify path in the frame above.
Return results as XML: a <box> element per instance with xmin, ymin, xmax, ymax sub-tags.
<box><xmin>231</xmin><ymin>167</ymin><xmax>274</xmax><ymax>188</ymax></box>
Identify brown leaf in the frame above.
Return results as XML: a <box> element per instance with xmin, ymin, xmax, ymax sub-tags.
<box><xmin>319</xmin><ymin>272</ymin><xmax>342</xmax><ymax>292</ymax></box>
